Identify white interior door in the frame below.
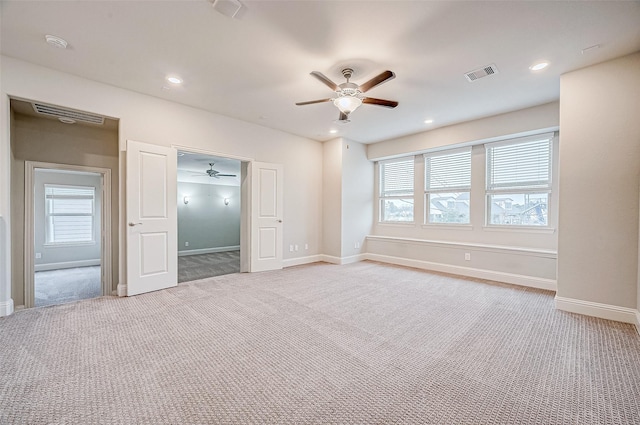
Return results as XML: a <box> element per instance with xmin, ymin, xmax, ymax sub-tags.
<box><xmin>250</xmin><ymin>161</ymin><xmax>283</xmax><ymax>272</ymax></box>
<box><xmin>126</xmin><ymin>140</ymin><xmax>177</xmax><ymax>296</ymax></box>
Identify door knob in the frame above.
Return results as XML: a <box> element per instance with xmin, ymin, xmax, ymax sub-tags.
<box><xmin>276</xmin><ymin>219</ymin><xmax>283</xmax><ymax>223</ymax></box>
<box><xmin>128</xmin><ymin>222</ymin><xmax>143</xmax><ymax>227</ymax></box>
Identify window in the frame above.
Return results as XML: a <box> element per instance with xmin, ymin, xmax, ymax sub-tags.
<box><xmin>485</xmin><ymin>133</ymin><xmax>553</xmax><ymax>226</ymax></box>
<box><xmin>45</xmin><ymin>185</ymin><xmax>95</xmax><ymax>244</ymax></box>
<box><xmin>379</xmin><ymin>157</ymin><xmax>414</xmax><ymax>222</ymax></box>
<box><xmin>424</xmin><ymin>148</ymin><xmax>471</xmax><ymax>224</ymax></box>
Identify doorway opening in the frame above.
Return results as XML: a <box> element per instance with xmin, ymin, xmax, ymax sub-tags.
<box><xmin>176</xmin><ymin>150</ymin><xmax>244</xmax><ymax>282</ymax></box>
<box><xmin>24</xmin><ymin>163</ymin><xmax>112</xmax><ymax>308</ymax></box>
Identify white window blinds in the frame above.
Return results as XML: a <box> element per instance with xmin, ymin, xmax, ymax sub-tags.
<box><xmin>45</xmin><ymin>185</ymin><xmax>95</xmax><ymax>244</ymax></box>
<box><xmin>380</xmin><ymin>158</ymin><xmax>414</xmax><ymax>197</ymax></box>
<box><xmin>425</xmin><ymin>148</ymin><xmax>471</xmax><ymax>192</ymax></box>
<box><xmin>486</xmin><ymin>134</ymin><xmax>553</xmax><ymax>191</ymax></box>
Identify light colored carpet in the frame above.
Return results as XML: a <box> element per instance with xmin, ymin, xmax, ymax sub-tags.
<box><xmin>34</xmin><ymin>266</ymin><xmax>101</xmax><ymax>307</ymax></box>
<box><xmin>1</xmin><ymin>261</ymin><xmax>639</xmax><ymax>424</ymax></box>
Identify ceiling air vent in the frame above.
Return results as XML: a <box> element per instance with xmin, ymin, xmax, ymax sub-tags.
<box><xmin>32</xmin><ymin>103</ymin><xmax>105</xmax><ymax>125</ymax></box>
<box><xmin>464</xmin><ymin>64</ymin><xmax>499</xmax><ymax>82</ymax></box>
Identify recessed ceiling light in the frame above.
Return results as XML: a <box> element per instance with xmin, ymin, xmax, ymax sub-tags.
<box><xmin>166</xmin><ymin>76</ymin><xmax>183</xmax><ymax>85</ymax></box>
<box><xmin>424</xmin><ymin>119</ymin><xmax>434</xmax><ymax>124</ymax></box>
<box><xmin>45</xmin><ymin>34</ymin><xmax>68</xmax><ymax>49</ymax></box>
<box><xmin>329</xmin><ymin>129</ymin><xmax>338</xmax><ymax>134</ymax></box>
<box><xmin>529</xmin><ymin>62</ymin><xmax>549</xmax><ymax>71</ymax></box>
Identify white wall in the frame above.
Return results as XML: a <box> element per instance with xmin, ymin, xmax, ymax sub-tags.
<box><xmin>321</xmin><ymin>138</ymin><xmax>374</xmax><ymax>261</ymax></box>
<box><xmin>0</xmin><ymin>56</ymin><xmax>323</xmax><ymax>315</ymax></box>
<box><xmin>557</xmin><ymin>52</ymin><xmax>640</xmax><ymax>313</ymax></box>
<box><xmin>340</xmin><ymin>140</ymin><xmax>373</xmax><ymax>258</ymax></box>
<box><xmin>365</xmin><ymin>102</ymin><xmax>560</xmax><ymax>289</ymax></box>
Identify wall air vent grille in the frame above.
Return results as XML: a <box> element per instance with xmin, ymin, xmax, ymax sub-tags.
<box><xmin>464</xmin><ymin>64</ymin><xmax>499</xmax><ymax>82</ymax></box>
<box><xmin>32</xmin><ymin>103</ymin><xmax>105</xmax><ymax>125</ymax></box>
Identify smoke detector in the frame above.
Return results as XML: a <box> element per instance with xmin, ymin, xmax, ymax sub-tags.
<box><xmin>45</xmin><ymin>35</ymin><xmax>68</xmax><ymax>49</ymax></box>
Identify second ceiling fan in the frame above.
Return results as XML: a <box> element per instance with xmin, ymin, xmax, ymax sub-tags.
<box><xmin>296</xmin><ymin>68</ymin><xmax>398</xmax><ymax>122</ymax></box>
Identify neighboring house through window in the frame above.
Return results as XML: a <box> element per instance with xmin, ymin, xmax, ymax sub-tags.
<box><xmin>379</xmin><ymin>157</ymin><xmax>414</xmax><ymax>222</ymax></box>
<box><xmin>45</xmin><ymin>184</ymin><xmax>95</xmax><ymax>244</ymax></box>
<box><xmin>485</xmin><ymin>133</ymin><xmax>553</xmax><ymax>226</ymax></box>
<box><xmin>424</xmin><ymin>148</ymin><xmax>471</xmax><ymax>224</ymax></box>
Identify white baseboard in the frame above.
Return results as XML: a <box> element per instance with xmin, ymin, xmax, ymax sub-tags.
<box><xmin>635</xmin><ymin>310</ymin><xmax>640</xmax><ymax>336</ymax></box>
<box><xmin>555</xmin><ymin>296</ymin><xmax>637</xmax><ymax>325</ymax></box>
<box><xmin>116</xmin><ymin>283</ymin><xmax>127</xmax><ymax>297</ymax></box>
<box><xmin>319</xmin><ymin>254</ymin><xmax>367</xmax><ymax>265</ymax></box>
<box><xmin>178</xmin><ymin>246</ymin><xmax>240</xmax><ymax>257</ymax></box>
<box><xmin>0</xmin><ymin>298</ymin><xmax>14</xmax><ymax>317</ymax></box>
<box><xmin>35</xmin><ymin>259</ymin><xmax>101</xmax><ymax>272</ymax></box>
<box><xmin>283</xmin><ymin>255</ymin><xmax>322</xmax><ymax>268</ymax></box>
<box><xmin>366</xmin><ymin>253</ymin><xmax>557</xmax><ymax>291</ymax></box>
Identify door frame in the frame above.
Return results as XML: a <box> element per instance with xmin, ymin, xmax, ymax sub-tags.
<box><xmin>24</xmin><ymin>161</ymin><xmax>112</xmax><ymax>308</ymax></box>
<box><xmin>171</xmin><ymin>144</ymin><xmax>253</xmax><ymax>273</ymax></box>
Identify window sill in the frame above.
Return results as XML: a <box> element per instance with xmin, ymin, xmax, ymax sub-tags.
<box><xmin>421</xmin><ymin>224</ymin><xmax>473</xmax><ymax>231</ymax></box>
<box><xmin>44</xmin><ymin>241</ymin><xmax>96</xmax><ymax>248</ymax></box>
<box><xmin>377</xmin><ymin>221</ymin><xmax>416</xmax><ymax>227</ymax></box>
<box><xmin>482</xmin><ymin>226</ymin><xmax>556</xmax><ymax>234</ymax></box>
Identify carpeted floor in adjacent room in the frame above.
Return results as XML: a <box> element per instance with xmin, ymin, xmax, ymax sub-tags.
<box><xmin>1</xmin><ymin>261</ymin><xmax>639</xmax><ymax>424</ymax></box>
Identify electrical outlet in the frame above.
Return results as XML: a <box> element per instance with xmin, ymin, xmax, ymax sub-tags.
<box><xmin>294</xmin><ymin>244</ymin><xmax>299</xmax><ymax>252</ymax></box>
<box><xmin>185</xmin><ymin>242</ymin><xmax>189</xmax><ymax>247</ymax></box>
<box><xmin>305</xmin><ymin>243</ymin><xmax>309</xmax><ymax>250</ymax></box>
<box><xmin>35</xmin><ymin>253</ymin><xmax>42</xmax><ymax>259</ymax></box>
<box><xmin>465</xmin><ymin>253</ymin><xmax>471</xmax><ymax>261</ymax></box>
<box><xmin>289</xmin><ymin>245</ymin><xmax>294</xmax><ymax>252</ymax></box>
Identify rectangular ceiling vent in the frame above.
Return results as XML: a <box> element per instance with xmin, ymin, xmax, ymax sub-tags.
<box><xmin>464</xmin><ymin>64</ymin><xmax>499</xmax><ymax>82</ymax></box>
<box><xmin>32</xmin><ymin>103</ymin><xmax>105</xmax><ymax>125</ymax></box>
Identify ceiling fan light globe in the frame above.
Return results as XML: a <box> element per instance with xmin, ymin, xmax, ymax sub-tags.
<box><xmin>333</xmin><ymin>96</ymin><xmax>362</xmax><ymax>114</ymax></box>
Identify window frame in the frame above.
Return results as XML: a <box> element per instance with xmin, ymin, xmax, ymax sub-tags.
<box><xmin>378</xmin><ymin>156</ymin><xmax>415</xmax><ymax>223</ymax></box>
<box><xmin>424</xmin><ymin>147</ymin><xmax>472</xmax><ymax>225</ymax></box>
<box><xmin>484</xmin><ymin>133</ymin><xmax>554</xmax><ymax>228</ymax></box>
<box><xmin>44</xmin><ymin>184</ymin><xmax>96</xmax><ymax>246</ymax></box>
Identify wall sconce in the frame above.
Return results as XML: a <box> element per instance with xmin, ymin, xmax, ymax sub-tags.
<box><xmin>224</xmin><ymin>198</ymin><xmax>230</xmax><ymax>206</ymax></box>
<box><xmin>183</xmin><ymin>196</ymin><xmax>190</xmax><ymax>205</ymax></box>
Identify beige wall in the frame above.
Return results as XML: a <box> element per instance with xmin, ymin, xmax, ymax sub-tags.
<box><xmin>364</xmin><ymin>102</ymin><xmax>560</xmax><ymax>288</ymax></box>
<box><xmin>340</xmin><ymin>140</ymin><xmax>373</xmax><ymax>257</ymax></box>
<box><xmin>557</xmin><ymin>52</ymin><xmax>640</xmax><ymax>309</ymax></box>
<box><xmin>1</xmin><ymin>56</ymin><xmax>323</xmax><ymax>313</ymax></box>
<box><xmin>322</xmin><ymin>138</ymin><xmax>342</xmax><ymax>258</ymax></box>
<box><xmin>10</xmin><ymin>113</ymin><xmax>119</xmax><ymax>306</ymax></box>
<box><xmin>368</xmin><ymin>102</ymin><xmax>559</xmax><ymax>161</ymax></box>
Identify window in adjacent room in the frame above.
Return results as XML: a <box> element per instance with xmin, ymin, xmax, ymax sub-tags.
<box><xmin>45</xmin><ymin>184</ymin><xmax>95</xmax><ymax>244</ymax></box>
<box><xmin>485</xmin><ymin>133</ymin><xmax>553</xmax><ymax>226</ymax></box>
<box><xmin>379</xmin><ymin>157</ymin><xmax>414</xmax><ymax>222</ymax></box>
<box><xmin>424</xmin><ymin>148</ymin><xmax>471</xmax><ymax>224</ymax></box>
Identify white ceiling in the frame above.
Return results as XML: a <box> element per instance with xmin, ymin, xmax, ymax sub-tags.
<box><xmin>177</xmin><ymin>151</ymin><xmax>241</xmax><ymax>186</ymax></box>
<box><xmin>1</xmin><ymin>1</ymin><xmax>639</xmax><ymax>144</ymax></box>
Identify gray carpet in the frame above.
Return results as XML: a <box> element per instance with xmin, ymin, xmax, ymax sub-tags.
<box><xmin>34</xmin><ymin>266</ymin><xmax>101</xmax><ymax>307</ymax></box>
<box><xmin>178</xmin><ymin>250</ymin><xmax>240</xmax><ymax>283</ymax></box>
<box><xmin>1</xmin><ymin>261</ymin><xmax>639</xmax><ymax>424</ymax></box>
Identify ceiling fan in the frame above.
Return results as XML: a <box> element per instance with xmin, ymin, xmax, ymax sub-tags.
<box><xmin>203</xmin><ymin>163</ymin><xmax>236</xmax><ymax>179</ymax></box>
<box><xmin>296</xmin><ymin>68</ymin><xmax>398</xmax><ymax>122</ymax></box>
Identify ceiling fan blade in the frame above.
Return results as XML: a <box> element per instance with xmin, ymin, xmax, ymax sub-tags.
<box><xmin>310</xmin><ymin>71</ymin><xmax>338</xmax><ymax>91</ymax></box>
<box><xmin>359</xmin><ymin>70</ymin><xmax>396</xmax><ymax>93</ymax></box>
<box><xmin>215</xmin><ymin>174</ymin><xmax>237</xmax><ymax>177</ymax></box>
<box><xmin>362</xmin><ymin>97</ymin><xmax>399</xmax><ymax>108</ymax></box>
<box><xmin>296</xmin><ymin>98</ymin><xmax>332</xmax><ymax>106</ymax></box>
